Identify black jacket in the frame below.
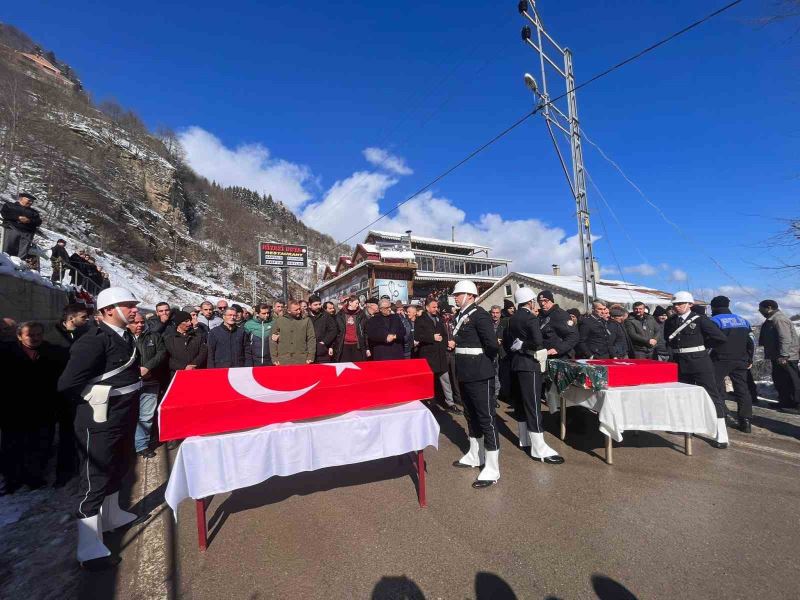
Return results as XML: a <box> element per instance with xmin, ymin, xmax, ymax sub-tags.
<box><xmin>414</xmin><ymin>312</ymin><xmax>449</xmax><ymax>374</ymax></box>
<box><xmin>710</xmin><ymin>310</ymin><xmax>755</xmax><ymax>365</ymax></box>
<box><xmin>44</xmin><ymin>322</ymin><xmax>87</xmax><ymax>358</ymax></box>
<box><xmin>50</xmin><ymin>243</ymin><xmax>71</xmax><ymax>263</ymax></box>
<box><xmin>366</xmin><ymin>313</ymin><xmax>406</xmax><ymax>361</ymax></box>
<box><xmin>607</xmin><ymin>320</ymin><xmax>630</xmax><ymax>359</ymax></box>
<box><xmin>207</xmin><ymin>324</ymin><xmax>252</xmax><ymax>368</ymax></box>
<box><xmin>309</xmin><ymin>311</ymin><xmax>338</xmax><ymax>360</ymax></box>
<box><xmin>164</xmin><ymin>328</ymin><xmax>208</xmax><ymax>372</ymax></box>
<box><xmin>664</xmin><ymin>313</ymin><xmax>726</xmax><ymax>374</ymax></box>
<box><xmin>624</xmin><ymin>314</ymin><xmax>661</xmax><ymax>358</ymax></box>
<box><xmin>453</xmin><ymin>304</ymin><xmax>498</xmax><ymax>382</ymax></box>
<box><xmin>1</xmin><ymin>201</ymin><xmax>41</xmax><ymax>233</ymax></box>
<box><xmin>503</xmin><ymin>308</ymin><xmax>544</xmax><ymax>372</ymax></box>
<box><xmin>0</xmin><ymin>341</ymin><xmax>62</xmax><ymax>427</ymax></box>
<box><xmin>576</xmin><ymin>315</ymin><xmax>614</xmax><ymax>359</ymax></box>
<box><xmin>133</xmin><ymin>330</ymin><xmax>167</xmax><ymax>387</ymax></box>
<box><xmin>539</xmin><ymin>305</ymin><xmax>579</xmax><ymax>357</ymax></box>
<box><xmin>334</xmin><ymin>310</ymin><xmax>367</xmax><ymax>358</ymax></box>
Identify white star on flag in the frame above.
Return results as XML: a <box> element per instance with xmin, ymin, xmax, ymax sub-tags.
<box><xmin>321</xmin><ymin>362</ymin><xmax>361</xmax><ymax>376</ymax></box>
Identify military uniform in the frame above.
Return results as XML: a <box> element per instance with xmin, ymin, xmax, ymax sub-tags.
<box><xmin>539</xmin><ymin>305</ymin><xmax>578</xmax><ymax>358</ymax></box>
<box><xmin>453</xmin><ymin>303</ymin><xmax>500</xmax><ymax>451</ymax></box>
<box><xmin>58</xmin><ymin>322</ymin><xmax>141</xmax><ymax>519</ymax></box>
<box><xmin>504</xmin><ymin>308</ymin><xmax>545</xmax><ymax>434</ymax></box>
<box><xmin>663</xmin><ymin>312</ymin><xmax>727</xmax><ymax>418</ymax></box>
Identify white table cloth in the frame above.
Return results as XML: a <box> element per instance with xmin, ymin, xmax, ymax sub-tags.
<box><xmin>165</xmin><ymin>401</ymin><xmax>440</xmax><ymax>516</ymax></box>
<box><xmin>545</xmin><ymin>382</ymin><xmax>718</xmax><ymax>443</ymax></box>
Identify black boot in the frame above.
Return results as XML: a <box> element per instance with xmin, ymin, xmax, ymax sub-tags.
<box><xmin>739</xmin><ymin>418</ymin><xmax>751</xmax><ymax>433</ymax></box>
<box><xmin>725</xmin><ymin>413</ymin><xmax>739</xmax><ymax>429</ymax></box>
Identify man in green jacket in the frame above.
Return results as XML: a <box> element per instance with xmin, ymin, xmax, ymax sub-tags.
<box><xmin>244</xmin><ymin>303</ymin><xmax>275</xmax><ymax>366</ymax></box>
<box><xmin>269</xmin><ymin>300</ymin><xmax>316</xmax><ymax>366</ymax></box>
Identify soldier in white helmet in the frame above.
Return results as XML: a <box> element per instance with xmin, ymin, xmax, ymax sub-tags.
<box><xmin>663</xmin><ymin>291</ymin><xmax>728</xmax><ymax>448</ymax></box>
<box><xmin>450</xmin><ymin>280</ymin><xmax>501</xmax><ymax>488</ymax></box>
<box><xmin>57</xmin><ymin>287</ymin><xmax>143</xmax><ymax>565</ymax></box>
<box><xmin>504</xmin><ymin>287</ymin><xmax>565</xmax><ymax>464</ymax></box>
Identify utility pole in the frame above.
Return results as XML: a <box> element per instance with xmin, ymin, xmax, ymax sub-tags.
<box><xmin>519</xmin><ymin>0</ymin><xmax>598</xmax><ymax>312</ymax></box>
<box><xmin>282</xmin><ymin>268</ymin><xmax>289</xmax><ymax>304</ymax></box>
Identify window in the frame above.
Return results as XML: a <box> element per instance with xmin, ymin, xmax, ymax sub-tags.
<box><xmin>504</xmin><ymin>284</ymin><xmax>512</xmax><ymax>296</ymax></box>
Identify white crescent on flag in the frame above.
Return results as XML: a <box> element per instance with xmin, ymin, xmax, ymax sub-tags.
<box><xmin>228</xmin><ymin>368</ymin><xmax>319</xmax><ymax>403</ymax></box>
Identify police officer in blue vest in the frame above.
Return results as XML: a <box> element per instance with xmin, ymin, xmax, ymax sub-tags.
<box><xmin>58</xmin><ymin>287</ymin><xmax>143</xmax><ymax>564</ymax></box>
<box><xmin>663</xmin><ymin>291</ymin><xmax>728</xmax><ymax>448</ymax></box>
<box><xmin>450</xmin><ymin>280</ymin><xmax>501</xmax><ymax>489</ymax></box>
<box><xmin>505</xmin><ymin>287</ymin><xmax>564</xmax><ymax>463</ymax></box>
<box><xmin>709</xmin><ymin>295</ymin><xmax>755</xmax><ymax>433</ymax></box>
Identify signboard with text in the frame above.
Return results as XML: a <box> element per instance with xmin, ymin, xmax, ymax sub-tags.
<box><xmin>258</xmin><ymin>242</ymin><xmax>308</xmax><ymax>268</ymax></box>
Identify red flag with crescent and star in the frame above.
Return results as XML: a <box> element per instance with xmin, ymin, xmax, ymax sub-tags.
<box><xmin>158</xmin><ymin>359</ymin><xmax>433</xmax><ymax>441</ymax></box>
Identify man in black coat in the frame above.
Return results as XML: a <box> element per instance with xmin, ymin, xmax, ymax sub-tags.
<box><xmin>57</xmin><ymin>287</ymin><xmax>143</xmax><ymax>564</ymax></box>
<box><xmin>365</xmin><ymin>299</ymin><xmax>406</xmax><ymax>361</ymax></box>
<box><xmin>415</xmin><ymin>298</ymin><xmax>461</xmax><ymax>414</ymax></box>
<box><xmin>1</xmin><ymin>192</ymin><xmax>41</xmax><ymax>259</ymax></box>
<box><xmin>536</xmin><ymin>290</ymin><xmax>579</xmax><ymax>359</ymax></box>
<box><xmin>164</xmin><ymin>315</ymin><xmax>207</xmax><ymax>376</ymax></box>
<box><xmin>504</xmin><ymin>288</ymin><xmax>564</xmax><ymax>464</ymax></box>
<box><xmin>576</xmin><ymin>301</ymin><xmax>614</xmax><ymax>359</ymax></box>
<box><xmin>308</xmin><ymin>295</ymin><xmax>338</xmax><ymax>363</ymax></box>
<box><xmin>664</xmin><ymin>291</ymin><xmax>728</xmax><ymax>448</ymax></box>
<box><xmin>709</xmin><ymin>295</ymin><xmax>755</xmax><ymax>432</ymax></box>
<box><xmin>207</xmin><ymin>307</ymin><xmax>253</xmax><ymax>368</ymax></box>
<box><xmin>334</xmin><ymin>296</ymin><xmax>368</xmax><ymax>361</ymax></box>
<box><xmin>45</xmin><ymin>303</ymin><xmax>91</xmax><ymax>485</ymax></box>
<box><xmin>450</xmin><ymin>280</ymin><xmax>500</xmax><ymax>489</ymax></box>
<box><xmin>608</xmin><ymin>306</ymin><xmax>632</xmax><ymax>359</ymax></box>
<box><xmin>129</xmin><ymin>313</ymin><xmax>167</xmax><ymax>458</ymax></box>
<box><xmin>0</xmin><ymin>321</ymin><xmax>62</xmax><ymax>492</ymax></box>
<box><xmin>50</xmin><ymin>239</ymin><xmax>72</xmax><ymax>283</ymax></box>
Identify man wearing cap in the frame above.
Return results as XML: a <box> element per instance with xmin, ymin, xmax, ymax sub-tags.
<box><xmin>709</xmin><ymin>296</ymin><xmax>755</xmax><ymax>432</ymax></box>
<box><xmin>537</xmin><ymin>290</ymin><xmax>579</xmax><ymax>359</ymax></box>
<box><xmin>664</xmin><ymin>291</ymin><xmax>729</xmax><ymax>448</ymax></box>
<box><xmin>505</xmin><ymin>287</ymin><xmax>564</xmax><ymax>464</ymax></box>
<box><xmin>450</xmin><ymin>280</ymin><xmax>501</xmax><ymax>488</ymax></box>
<box><xmin>50</xmin><ymin>238</ymin><xmax>71</xmax><ymax>283</ymax></box>
<box><xmin>57</xmin><ymin>287</ymin><xmax>143</xmax><ymax>564</ymax></box>
<box><xmin>1</xmin><ymin>192</ymin><xmax>42</xmax><ymax>259</ymax></box>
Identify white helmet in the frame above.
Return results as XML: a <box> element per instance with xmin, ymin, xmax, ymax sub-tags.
<box><xmin>96</xmin><ymin>287</ymin><xmax>139</xmax><ymax>310</ymax></box>
<box><xmin>671</xmin><ymin>291</ymin><xmax>694</xmax><ymax>304</ymax></box>
<box><xmin>514</xmin><ymin>287</ymin><xmax>536</xmax><ymax>305</ymax></box>
<box><xmin>452</xmin><ymin>280</ymin><xmax>478</xmax><ymax>296</ymax></box>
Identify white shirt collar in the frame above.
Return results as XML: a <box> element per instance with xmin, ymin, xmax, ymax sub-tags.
<box><xmin>104</xmin><ymin>320</ymin><xmax>128</xmax><ymax>339</ymax></box>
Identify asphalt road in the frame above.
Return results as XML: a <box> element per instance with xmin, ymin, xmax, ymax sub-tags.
<box><xmin>156</xmin><ymin>402</ymin><xmax>800</xmax><ymax>600</ymax></box>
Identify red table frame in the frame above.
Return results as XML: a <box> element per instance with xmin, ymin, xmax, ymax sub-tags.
<box><xmin>194</xmin><ymin>449</ymin><xmax>427</xmax><ymax>551</ymax></box>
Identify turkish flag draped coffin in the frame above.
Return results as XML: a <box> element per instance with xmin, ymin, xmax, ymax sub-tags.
<box><xmin>581</xmin><ymin>359</ymin><xmax>678</xmax><ymax>388</ymax></box>
<box><xmin>158</xmin><ymin>359</ymin><xmax>433</xmax><ymax>441</ymax></box>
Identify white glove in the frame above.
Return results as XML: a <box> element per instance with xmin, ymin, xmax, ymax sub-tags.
<box><xmin>510</xmin><ymin>338</ymin><xmax>523</xmax><ymax>352</ymax></box>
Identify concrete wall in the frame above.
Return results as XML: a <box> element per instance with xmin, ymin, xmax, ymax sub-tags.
<box><xmin>0</xmin><ymin>274</ymin><xmax>69</xmax><ymax>323</ymax></box>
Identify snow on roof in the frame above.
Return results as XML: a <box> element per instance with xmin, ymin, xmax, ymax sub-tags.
<box><xmin>359</xmin><ymin>243</ymin><xmax>380</xmax><ymax>254</ymax></box>
<box><xmin>367</xmin><ymin>230</ymin><xmax>490</xmax><ymax>251</ymax></box>
<box><xmin>414</xmin><ymin>272</ymin><xmax>501</xmax><ymax>283</ymax></box>
<box><xmin>380</xmin><ymin>249</ymin><xmax>415</xmax><ymax>260</ymax></box>
<box><xmin>515</xmin><ymin>272</ymin><xmax>673</xmax><ymax>305</ymax></box>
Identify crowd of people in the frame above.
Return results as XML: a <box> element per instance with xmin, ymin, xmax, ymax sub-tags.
<box><xmin>0</xmin><ymin>273</ymin><xmax>798</xmax><ymax>564</ymax></box>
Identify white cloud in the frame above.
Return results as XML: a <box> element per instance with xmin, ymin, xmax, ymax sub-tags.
<box><xmin>363</xmin><ymin>147</ymin><xmax>413</xmax><ymax>176</ymax></box>
<box><xmin>622</xmin><ymin>263</ymin><xmax>658</xmax><ymax>276</ymax></box>
<box><xmin>178</xmin><ymin>126</ymin><xmax>315</xmax><ymax>210</ymax></box>
<box><xmin>718</xmin><ymin>285</ymin><xmax>757</xmax><ymax>295</ymax></box>
<box><xmin>670</xmin><ymin>269</ymin><xmax>688</xmax><ymax>282</ymax></box>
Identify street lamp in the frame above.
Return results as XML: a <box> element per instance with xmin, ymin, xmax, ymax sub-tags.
<box><xmin>519</xmin><ymin>0</ymin><xmax>598</xmax><ymax>311</ymax></box>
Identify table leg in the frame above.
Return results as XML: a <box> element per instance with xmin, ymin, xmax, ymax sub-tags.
<box><xmin>560</xmin><ymin>396</ymin><xmax>566</xmax><ymax>440</ymax></box>
<box><xmin>605</xmin><ymin>434</ymin><xmax>613</xmax><ymax>465</ymax></box>
<box><xmin>685</xmin><ymin>433</ymin><xmax>693</xmax><ymax>456</ymax></box>
<box><xmin>196</xmin><ymin>498</ymin><xmax>208</xmax><ymax>551</ymax></box>
<box><xmin>417</xmin><ymin>450</ymin><xmax>427</xmax><ymax>508</ymax></box>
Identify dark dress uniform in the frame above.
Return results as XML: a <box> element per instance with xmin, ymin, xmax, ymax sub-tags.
<box><xmin>504</xmin><ymin>308</ymin><xmax>546</xmax><ymax>433</ymax></box>
<box><xmin>663</xmin><ymin>312</ymin><xmax>727</xmax><ymax>418</ymax></box>
<box><xmin>576</xmin><ymin>314</ymin><xmax>615</xmax><ymax>359</ymax></box>
<box><xmin>539</xmin><ymin>305</ymin><xmax>579</xmax><ymax>358</ymax></box>
<box><xmin>57</xmin><ymin>322</ymin><xmax>141</xmax><ymax>518</ymax></box>
<box><xmin>453</xmin><ymin>303</ymin><xmax>500</xmax><ymax>450</ymax></box>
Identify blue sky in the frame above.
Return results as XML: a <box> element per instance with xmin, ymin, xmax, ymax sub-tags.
<box><xmin>4</xmin><ymin>1</ymin><xmax>799</xmax><ymax>315</ymax></box>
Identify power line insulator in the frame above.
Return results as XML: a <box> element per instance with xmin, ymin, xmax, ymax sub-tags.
<box><xmin>521</xmin><ymin>25</ymin><xmax>531</xmax><ymax>41</ymax></box>
<box><xmin>517</xmin><ymin>1</ymin><xmax>528</xmax><ymax>14</ymax></box>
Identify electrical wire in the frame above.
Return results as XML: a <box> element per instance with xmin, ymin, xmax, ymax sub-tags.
<box><xmin>324</xmin><ymin>0</ymin><xmax>744</xmax><ymax>256</ymax></box>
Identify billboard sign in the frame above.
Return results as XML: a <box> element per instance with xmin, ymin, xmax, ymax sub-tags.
<box><xmin>258</xmin><ymin>242</ymin><xmax>308</xmax><ymax>268</ymax></box>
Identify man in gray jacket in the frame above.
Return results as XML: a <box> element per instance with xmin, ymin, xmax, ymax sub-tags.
<box><xmin>758</xmin><ymin>299</ymin><xmax>800</xmax><ymax>414</ymax></box>
<box><xmin>624</xmin><ymin>302</ymin><xmax>662</xmax><ymax>359</ymax></box>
